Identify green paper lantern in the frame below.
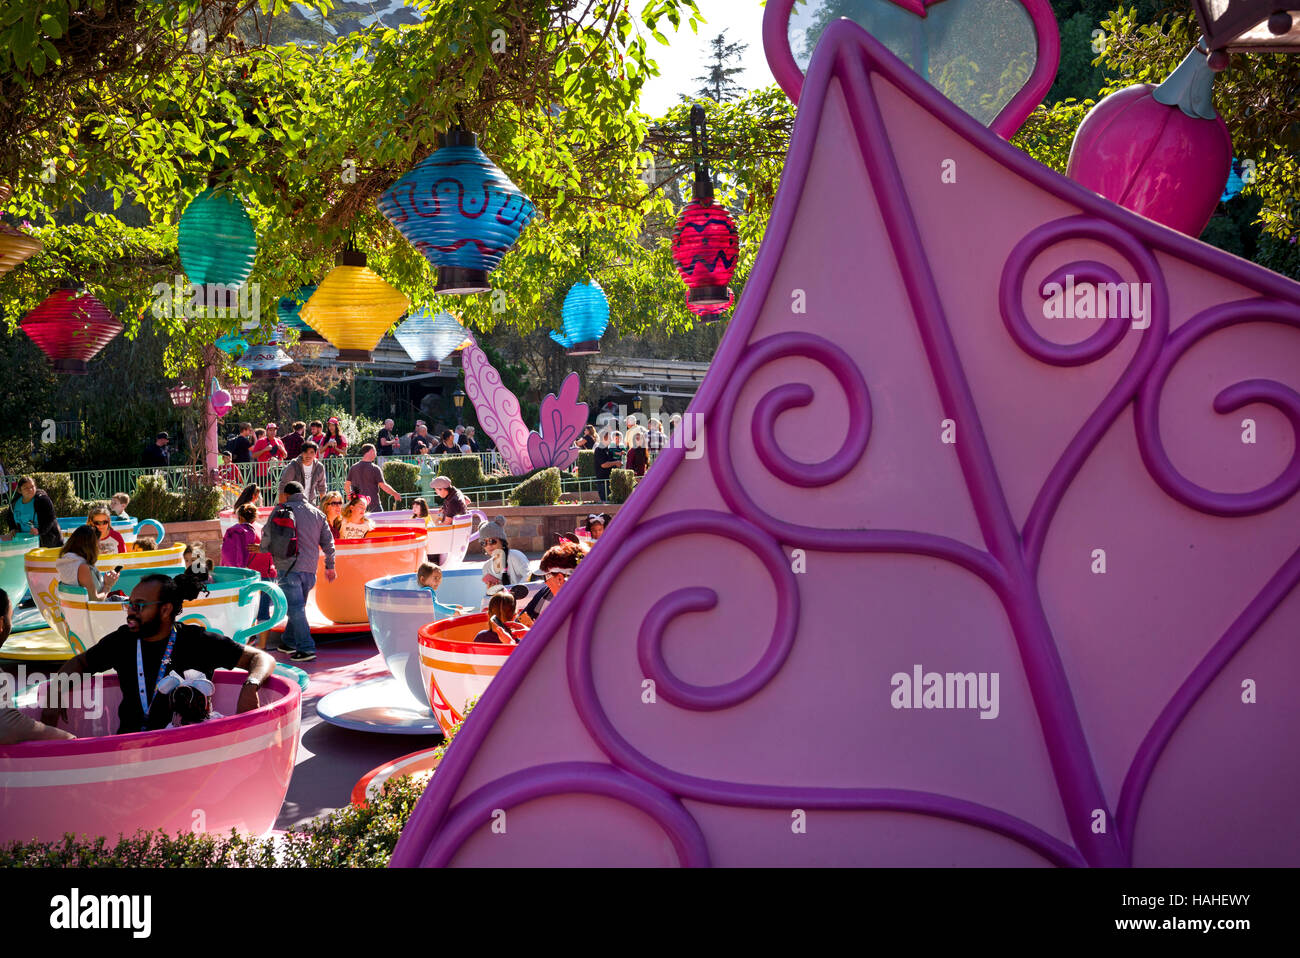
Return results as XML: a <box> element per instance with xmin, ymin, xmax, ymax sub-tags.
<box><xmin>178</xmin><ymin>186</ymin><xmax>257</xmax><ymax>288</ymax></box>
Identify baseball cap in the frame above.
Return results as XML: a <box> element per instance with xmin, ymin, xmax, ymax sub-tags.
<box><xmin>266</xmin><ymin>422</ymin><xmax>278</xmax><ymax>429</ymax></box>
<box><xmin>156</xmin><ymin>431</ymin><xmax>169</xmax><ymax>441</ymax></box>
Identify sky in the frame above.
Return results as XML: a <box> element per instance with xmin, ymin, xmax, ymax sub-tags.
<box><xmin>638</xmin><ymin>0</ymin><xmax>775</xmax><ymax>116</ymax></box>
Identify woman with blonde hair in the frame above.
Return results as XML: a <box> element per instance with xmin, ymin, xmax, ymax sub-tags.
<box><xmin>318</xmin><ymin>490</ymin><xmax>345</xmax><ymax>539</ymax></box>
<box><xmin>56</xmin><ymin>525</ymin><xmax>119</xmax><ymax>600</ymax></box>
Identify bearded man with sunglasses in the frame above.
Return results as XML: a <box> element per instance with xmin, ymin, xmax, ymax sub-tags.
<box><xmin>40</xmin><ymin>574</ymin><xmax>276</xmax><ymax>734</ymax></box>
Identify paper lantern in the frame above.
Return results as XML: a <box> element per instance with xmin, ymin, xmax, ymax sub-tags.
<box><xmin>168</xmin><ymin>384</ymin><xmax>195</xmax><ymax>407</ymax></box>
<box><xmin>393</xmin><ymin>309</ymin><xmax>470</xmax><ymax>372</ymax></box>
<box><xmin>377</xmin><ymin>128</ymin><xmax>536</xmax><ymax>294</ymax></box>
<box><xmin>1067</xmin><ymin>46</ymin><xmax>1231</xmax><ymax>237</ymax></box>
<box><xmin>209</xmin><ymin>377</ymin><xmax>233</xmax><ymax>418</ymax></box>
<box><xmin>1220</xmin><ymin>158</ymin><xmax>1247</xmax><ymax>202</ymax></box>
<box><xmin>20</xmin><ymin>287</ymin><xmax>123</xmax><ymax>374</ymax></box>
<box><xmin>178</xmin><ymin>184</ymin><xmax>258</xmax><ymax>289</ymax></box>
<box><xmin>229</xmin><ymin>383</ymin><xmax>252</xmax><ymax>404</ymax></box>
<box><xmin>0</xmin><ymin>222</ymin><xmax>41</xmax><ymax>279</ymax></box>
<box><xmin>672</xmin><ymin>196</ymin><xmax>739</xmax><ymax>312</ymax></box>
<box><xmin>215</xmin><ymin>332</ymin><xmax>249</xmax><ymax>357</ymax></box>
<box><xmin>237</xmin><ymin>344</ymin><xmax>293</xmax><ymax>379</ymax></box>
<box><xmin>277</xmin><ymin>285</ymin><xmax>319</xmax><ymax>332</ymax></box>
<box><xmin>550</xmin><ymin>280</ymin><xmax>609</xmax><ymax>356</ymax></box>
<box><xmin>297</xmin><ymin>249</ymin><xmax>409</xmax><ymax>363</ymax></box>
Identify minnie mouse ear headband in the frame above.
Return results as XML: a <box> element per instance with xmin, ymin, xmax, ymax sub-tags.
<box><xmin>347</xmin><ymin>492</ymin><xmax>370</xmax><ymax>506</ymax></box>
<box><xmin>585</xmin><ymin>513</ymin><xmax>610</xmax><ymax>526</ymax></box>
<box><xmin>156</xmin><ymin>669</ymin><xmax>215</xmax><ymax>698</ymax></box>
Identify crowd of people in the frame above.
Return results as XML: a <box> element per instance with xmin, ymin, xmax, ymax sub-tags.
<box><xmin>576</xmin><ymin>414</ymin><xmax>677</xmax><ymax>501</ymax></box>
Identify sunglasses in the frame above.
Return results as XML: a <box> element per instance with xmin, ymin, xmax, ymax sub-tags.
<box><xmin>544</xmin><ymin>569</ymin><xmax>572</xmax><ymax>581</ymax></box>
<box><xmin>92</xmin><ymin>519</ymin><xmax>110</xmax><ymax>527</ymax></box>
<box><xmin>483</xmin><ymin>538</ymin><xmax>501</xmax><ymax>545</ymax></box>
<box><xmin>121</xmin><ymin>599</ymin><xmax>165</xmax><ymax>612</ymax></box>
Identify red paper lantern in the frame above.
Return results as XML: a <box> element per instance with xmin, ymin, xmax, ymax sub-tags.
<box><xmin>168</xmin><ymin>384</ymin><xmax>194</xmax><ymax>407</ymax></box>
<box><xmin>229</xmin><ymin>383</ymin><xmax>252</xmax><ymax>404</ymax></box>
<box><xmin>20</xmin><ymin>287</ymin><xmax>123</xmax><ymax>374</ymax></box>
<box><xmin>671</xmin><ymin>105</ymin><xmax>739</xmax><ymax>318</ymax></box>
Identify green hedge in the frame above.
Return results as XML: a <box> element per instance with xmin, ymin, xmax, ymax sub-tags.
<box><xmin>576</xmin><ymin>449</ymin><xmax>595</xmax><ymax>478</ymax></box>
<box><xmin>31</xmin><ymin>473</ymin><xmax>84</xmax><ymax>517</ymax></box>
<box><xmin>131</xmin><ymin>475</ymin><xmax>221</xmax><ymax>524</ymax></box>
<box><xmin>381</xmin><ymin>460</ymin><xmax>420</xmax><ymax>510</ymax></box>
<box><xmin>507</xmin><ymin>467</ymin><xmax>562</xmax><ymax>506</ymax></box>
<box><xmin>609</xmin><ymin>469</ymin><xmax>638</xmax><ymax>504</ymax></box>
<box><xmin>437</xmin><ymin>454</ymin><xmax>487</xmax><ymax>490</ymax></box>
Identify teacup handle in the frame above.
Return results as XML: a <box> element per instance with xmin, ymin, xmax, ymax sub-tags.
<box><xmin>135</xmin><ymin>519</ymin><xmax>166</xmax><ymax>546</ymax></box>
<box><xmin>234</xmin><ymin>580</ymin><xmax>287</xmax><ymax>645</ymax></box>
<box><xmin>465</xmin><ymin>510</ymin><xmax>490</xmax><ymax>545</ymax></box>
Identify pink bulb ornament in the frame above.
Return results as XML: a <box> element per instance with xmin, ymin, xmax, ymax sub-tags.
<box><xmin>1066</xmin><ymin>45</ymin><xmax>1231</xmax><ymax>238</ymax></box>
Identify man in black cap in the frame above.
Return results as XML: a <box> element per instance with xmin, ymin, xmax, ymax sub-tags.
<box><xmin>142</xmin><ymin>432</ymin><xmax>171</xmax><ymax>467</ymax></box>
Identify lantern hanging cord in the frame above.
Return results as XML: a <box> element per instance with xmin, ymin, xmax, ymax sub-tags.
<box><xmin>689</xmin><ymin>104</ymin><xmax>714</xmax><ymax>202</ymax></box>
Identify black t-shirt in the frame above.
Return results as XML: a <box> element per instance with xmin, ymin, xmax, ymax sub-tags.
<box><xmin>378</xmin><ymin>428</ymin><xmax>394</xmax><ymax>452</ymax></box>
<box><xmin>410</xmin><ymin>434</ymin><xmax>432</xmax><ymax>454</ymax></box>
<box><xmin>83</xmin><ymin>623</ymin><xmax>246</xmax><ymax>733</ymax></box>
<box><xmin>227</xmin><ymin>435</ymin><xmax>253</xmax><ymax>463</ymax></box>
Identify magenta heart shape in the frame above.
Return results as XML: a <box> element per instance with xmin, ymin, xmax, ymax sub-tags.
<box><xmin>763</xmin><ymin>0</ymin><xmax>1060</xmax><ymax>139</ymax></box>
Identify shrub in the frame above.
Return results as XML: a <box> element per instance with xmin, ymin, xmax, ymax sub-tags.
<box><xmin>507</xmin><ymin>467</ymin><xmax>562</xmax><ymax>506</ymax></box>
<box><xmin>381</xmin><ymin>460</ymin><xmax>421</xmax><ymax>510</ymax></box>
<box><xmin>0</xmin><ymin>702</ymin><xmax>476</xmax><ymax>867</ymax></box>
<box><xmin>438</xmin><ymin>454</ymin><xmax>487</xmax><ymax>490</ymax></box>
<box><xmin>576</xmin><ymin>449</ymin><xmax>595</xmax><ymax>479</ymax></box>
<box><xmin>31</xmin><ymin>473</ymin><xmax>83</xmax><ymax>517</ymax></box>
<box><xmin>131</xmin><ymin>474</ymin><xmax>221</xmax><ymax>524</ymax></box>
<box><xmin>609</xmin><ymin>469</ymin><xmax>638</xmax><ymax>504</ymax></box>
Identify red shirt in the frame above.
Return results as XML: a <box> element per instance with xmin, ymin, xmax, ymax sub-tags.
<box><xmin>251</xmin><ymin>437</ymin><xmax>287</xmax><ymax>463</ymax></box>
<box><xmin>321</xmin><ymin>433</ymin><xmax>348</xmax><ymax>458</ymax></box>
<box><xmin>97</xmin><ymin>529</ymin><xmax>127</xmax><ymax>555</ymax></box>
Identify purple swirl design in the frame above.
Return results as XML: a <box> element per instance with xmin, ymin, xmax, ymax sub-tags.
<box><xmin>393</xmin><ymin>18</ymin><xmax>1300</xmax><ymax>868</ymax></box>
<box><xmin>1135</xmin><ymin>298</ymin><xmax>1300</xmax><ymax>517</ymax></box>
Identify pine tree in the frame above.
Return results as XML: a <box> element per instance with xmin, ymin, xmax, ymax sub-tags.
<box><xmin>692</xmin><ymin>33</ymin><xmax>749</xmax><ymax>102</ymax></box>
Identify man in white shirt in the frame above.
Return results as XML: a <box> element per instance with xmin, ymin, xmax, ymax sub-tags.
<box><xmin>278</xmin><ymin>441</ymin><xmax>327</xmax><ymax>502</ymax></box>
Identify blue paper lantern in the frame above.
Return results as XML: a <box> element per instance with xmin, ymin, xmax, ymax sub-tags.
<box><xmin>393</xmin><ymin>309</ymin><xmax>470</xmax><ymax>372</ymax></box>
<box><xmin>1220</xmin><ymin>157</ymin><xmax>1246</xmax><ymax>202</ymax></box>
<box><xmin>551</xmin><ymin>280</ymin><xmax>609</xmax><ymax>356</ymax></box>
<box><xmin>377</xmin><ymin>128</ymin><xmax>537</xmax><ymax>295</ymax></box>
<box><xmin>237</xmin><ymin>343</ymin><xmax>293</xmax><ymax>379</ymax></box>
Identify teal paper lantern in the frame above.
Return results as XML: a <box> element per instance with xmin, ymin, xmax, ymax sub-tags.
<box><xmin>551</xmin><ymin>280</ymin><xmax>609</xmax><ymax>356</ymax></box>
<box><xmin>277</xmin><ymin>285</ymin><xmax>318</xmax><ymax>333</ymax></box>
<box><xmin>178</xmin><ymin>184</ymin><xmax>258</xmax><ymax>291</ymax></box>
<box><xmin>393</xmin><ymin>309</ymin><xmax>470</xmax><ymax>372</ymax></box>
<box><xmin>237</xmin><ymin>344</ymin><xmax>293</xmax><ymax>379</ymax></box>
<box><xmin>215</xmin><ymin>332</ymin><xmax>249</xmax><ymax>357</ymax></box>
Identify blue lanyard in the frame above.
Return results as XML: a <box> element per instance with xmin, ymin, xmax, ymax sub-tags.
<box><xmin>137</xmin><ymin>628</ymin><xmax>177</xmax><ymax>727</ymax></box>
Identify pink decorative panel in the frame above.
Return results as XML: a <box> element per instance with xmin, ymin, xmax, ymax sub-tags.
<box><xmin>393</xmin><ymin>20</ymin><xmax>1300</xmax><ymax>867</ymax></box>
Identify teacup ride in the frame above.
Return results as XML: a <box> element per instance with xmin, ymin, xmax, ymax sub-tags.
<box><xmin>315</xmin><ymin>572</ymin><xmax>465</xmax><ymax>735</ymax></box>
<box><xmin>370</xmin><ymin>509</ymin><xmax>488</xmax><ymax>564</ymax></box>
<box><xmin>57</xmin><ymin>516</ymin><xmax>166</xmax><ymax>549</ymax></box>
<box><xmin>351</xmin><ymin>745</ymin><xmax>443</xmax><ymax>808</ymax></box>
<box><xmin>273</xmin><ymin>527</ymin><xmax>427</xmax><ymax>635</ymax></box>
<box><xmin>218</xmin><ymin>506</ymin><xmax>274</xmax><ymax>536</ymax></box>
<box><xmin>0</xmin><ymin>533</ymin><xmax>38</xmax><ymax>606</ymax></box>
<box><xmin>58</xmin><ymin>566</ymin><xmax>287</xmax><ymax>653</ymax></box>
<box><xmin>20</xmin><ymin>542</ymin><xmax>186</xmax><ymax>660</ymax></box>
<box><xmin>417</xmin><ymin>613</ymin><xmax>525</xmax><ymax>735</ymax></box>
<box><xmin>0</xmin><ymin>670</ymin><xmax>301</xmax><ymax>845</ymax></box>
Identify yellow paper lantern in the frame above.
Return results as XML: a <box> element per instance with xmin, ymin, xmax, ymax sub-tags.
<box><xmin>298</xmin><ymin>249</ymin><xmax>409</xmax><ymax>363</ymax></box>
